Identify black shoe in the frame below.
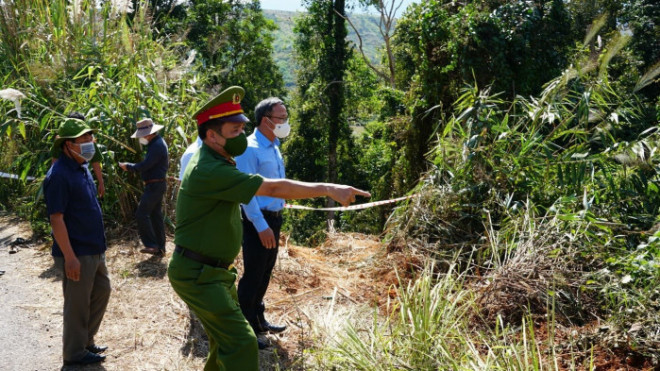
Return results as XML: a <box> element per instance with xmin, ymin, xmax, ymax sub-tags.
<box><xmin>64</xmin><ymin>352</ymin><xmax>106</xmax><ymax>365</ymax></box>
<box><xmin>260</xmin><ymin>320</ymin><xmax>287</xmax><ymax>334</ymax></box>
<box><xmin>86</xmin><ymin>344</ymin><xmax>108</xmax><ymax>354</ymax></box>
<box><xmin>257</xmin><ymin>338</ymin><xmax>268</xmax><ymax>350</ymax></box>
<box><xmin>140</xmin><ymin>247</ymin><xmax>161</xmax><ymax>255</ymax></box>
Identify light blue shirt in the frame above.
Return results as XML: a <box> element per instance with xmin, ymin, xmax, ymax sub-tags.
<box><xmin>235</xmin><ymin>129</ymin><xmax>285</xmax><ymax>232</ymax></box>
<box><xmin>179</xmin><ymin>136</ymin><xmax>203</xmax><ymax>180</ymax></box>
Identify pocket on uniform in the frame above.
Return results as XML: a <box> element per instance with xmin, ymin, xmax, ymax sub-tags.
<box><xmin>195</xmin><ymin>264</ymin><xmax>236</xmax><ymax>286</ymax></box>
<box><xmin>194</xmin><ymin>265</ymin><xmax>240</xmax><ymax>315</ymax></box>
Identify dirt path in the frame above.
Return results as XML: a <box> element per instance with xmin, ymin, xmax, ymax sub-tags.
<box><xmin>0</xmin><ymin>216</ymin><xmax>61</xmax><ymax>370</ymax></box>
<box><xmin>0</xmin><ymin>213</ymin><xmax>398</xmax><ymax>370</ymax></box>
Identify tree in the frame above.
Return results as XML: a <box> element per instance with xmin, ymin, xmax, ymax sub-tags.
<box><xmin>388</xmin><ymin>0</ymin><xmax>577</xmax><ymax>193</ymax></box>
<box><xmin>285</xmin><ymin>0</ymin><xmax>354</xmax><ymax>240</ymax></box>
<box><xmin>343</xmin><ymin>0</ymin><xmax>403</xmax><ymax>87</ymax></box>
<box><xmin>184</xmin><ymin>0</ymin><xmax>285</xmax><ymax>116</ymax></box>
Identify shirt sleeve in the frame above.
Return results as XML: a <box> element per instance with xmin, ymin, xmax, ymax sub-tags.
<box><xmin>179</xmin><ymin>151</ymin><xmax>194</xmax><ymax>180</ymax></box>
<box><xmin>235</xmin><ymin>148</ymin><xmax>269</xmax><ymax>231</ymax></box>
<box><xmin>187</xmin><ymin>161</ymin><xmax>263</xmax><ymax>205</ymax></box>
<box><xmin>128</xmin><ymin>142</ymin><xmax>164</xmax><ymax>173</ymax></box>
<box><xmin>44</xmin><ymin>173</ymin><xmax>69</xmax><ymax>216</ymax></box>
<box><xmin>241</xmin><ymin>197</ymin><xmax>269</xmax><ymax>232</ymax></box>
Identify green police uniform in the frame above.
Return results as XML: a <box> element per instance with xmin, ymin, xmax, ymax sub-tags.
<box><xmin>168</xmin><ymin>86</ymin><xmax>263</xmax><ymax>371</ymax></box>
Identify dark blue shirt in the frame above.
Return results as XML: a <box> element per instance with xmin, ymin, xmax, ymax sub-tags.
<box><xmin>127</xmin><ymin>135</ymin><xmax>169</xmax><ymax>181</ymax></box>
<box><xmin>44</xmin><ymin>154</ymin><xmax>106</xmax><ymax>257</ymax></box>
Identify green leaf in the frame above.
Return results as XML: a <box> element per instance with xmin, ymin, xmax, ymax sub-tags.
<box><xmin>18</xmin><ymin>122</ymin><xmax>26</xmax><ymax>139</ymax></box>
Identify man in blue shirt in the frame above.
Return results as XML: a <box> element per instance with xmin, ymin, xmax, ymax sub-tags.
<box><xmin>235</xmin><ymin>97</ymin><xmax>292</xmax><ymax>342</ymax></box>
<box><xmin>179</xmin><ymin>136</ymin><xmax>202</xmax><ymax>180</ymax></box>
<box><xmin>44</xmin><ymin>118</ymin><xmax>111</xmax><ymax>366</ymax></box>
<box><xmin>119</xmin><ymin>118</ymin><xmax>169</xmax><ymax>256</ymax></box>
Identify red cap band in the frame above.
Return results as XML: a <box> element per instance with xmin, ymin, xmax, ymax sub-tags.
<box><xmin>196</xmin><ymin>101</ymin><xmax>244</xmax><ymax>126</ymax></box>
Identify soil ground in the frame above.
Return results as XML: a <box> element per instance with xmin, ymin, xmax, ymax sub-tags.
<box><xmin>0</xmin><ymin>213</ymin><xmax>398</xmax><ymax>370</ymax></box>
<box><xmin>2</xmin><ymin>212</ymin><xmax>651</xmax><ymax>370</ymax></box>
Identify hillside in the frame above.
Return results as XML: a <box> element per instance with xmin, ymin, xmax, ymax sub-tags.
<box><xmin>264</xmin><ymin>9</ymin><xmax>386</xmax><ymax>89</ymax></box>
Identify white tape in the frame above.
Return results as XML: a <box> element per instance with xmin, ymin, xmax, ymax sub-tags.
<box><xmin>284</xmin><ymin>194</ymin><xmax>418</xmax><ymax>211</ymax></box>
<box><xmin>0</xmin><ymin>172</ymin><xmax>35</xmax><ymax>181</ymax></box>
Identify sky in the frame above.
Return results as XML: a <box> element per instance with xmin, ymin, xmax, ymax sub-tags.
<box><xmin>259</xmin><ymin>0</ymin><xmax>420</xmax><ymax>17</ymax></box>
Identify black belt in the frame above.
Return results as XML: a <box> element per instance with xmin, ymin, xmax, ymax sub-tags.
<box><xmin>174</xmin><ymin>245</ymin><xmax>232</xmax><ymax>269</ymax></box>
<box><xmin>261</xmin><ymin>209</ymin><xmax>283</xmax><ymax>218</ymax></box>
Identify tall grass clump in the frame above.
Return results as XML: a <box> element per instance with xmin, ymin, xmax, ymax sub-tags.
<box><xmin>383</xmin><ymin>18</ymin><xmax>660</xmax><ymax>363</ymax></box>
<box><xmin>0</xmin><ymin>0</ymin><xmax>208</xmax><ymax>231</ymax></box>
<box><xmin>308</xmin><ymin>197</ymin><xmax>637</xmax><ymax>369</ymax></box>
<box><xmin>308</xmin><ymin>262</ymin><xmax>576</xmax><ymax>369</ymax></box>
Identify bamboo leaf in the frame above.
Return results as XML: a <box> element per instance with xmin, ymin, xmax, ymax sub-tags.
<box><xmin>18</xmin><ymin>121</ymin><xmax>26</xmax><ymax>139</ymax></box>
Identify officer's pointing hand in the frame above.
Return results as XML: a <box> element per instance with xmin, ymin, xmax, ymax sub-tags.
<box><xmin>328</xmin><ymin>185</ymin><xmax>371</xmax><ymax>206</ymax></box>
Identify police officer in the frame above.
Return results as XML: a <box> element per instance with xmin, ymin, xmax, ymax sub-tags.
<box><xmin>168</xmin><ymin>86</ymin><xmax>370</xmax><ymax>370</ymax></box>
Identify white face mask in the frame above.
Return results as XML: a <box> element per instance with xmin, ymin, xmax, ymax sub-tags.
<box><xmin>72</xmin><ymin>142</ymin><xmax>96</xmax><ymax>162</ymax></box>
<box><xmin>139</xmin><ymin>137</ymin><xmax>149</xmax><ymax>145</ymax></box>
<box><xmin>266</xmin><ymin>117</ymin><xmax>291</xmax><ymax>138</ymax></box>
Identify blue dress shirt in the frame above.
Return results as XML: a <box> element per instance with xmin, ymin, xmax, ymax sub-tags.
<box><xmin>235</xmin><ymin>129</ymin><xmax>285</xmax><ymax>232</ymax></box>
<box><xmin>44</xmin><ymin>154</ymin><xmax>106</xmax><ymax>257</ymax></box>
<box><xmin>179</xmin><ymin>136</ymin><xmax>203</xmax><ymax>180</ymax></box>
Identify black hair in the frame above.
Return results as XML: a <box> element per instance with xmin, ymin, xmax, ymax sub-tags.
<box><xmin>254</xmin><ymin>97</ymin><xmax>284</xmax><ymax>127</ymax></box>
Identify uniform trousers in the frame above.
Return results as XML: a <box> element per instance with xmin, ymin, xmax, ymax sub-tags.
<box><xmin>237</xmin><ymin>211</ymin><xmax>282</xmax><ymax>328</ymax></box>
<box><xmin>54</xmin><ymin>253</ymin><xmax>111</xmax><ymax>363</ymax></box>
<box><xmin>168</xmin><ymin>252</ymin><xmax>258</xmax><ymax>371</ymax></box>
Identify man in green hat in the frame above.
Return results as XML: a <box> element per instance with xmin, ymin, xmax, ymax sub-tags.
<box><xmin>43</xmin><ymin>118</ymin><xmax>111</xmax><ymax>366</ymax></box>
<box><xmin>169</xmin><ymin>86</ymin><xmax>370</xmax><ymax>371</ymax></box>
<box><xmin>50</xmin><ymin>112</ymin><xmax>105</xmax><ymax>198</ymax></box>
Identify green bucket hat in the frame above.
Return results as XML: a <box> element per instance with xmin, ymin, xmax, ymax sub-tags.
<box><xmin>51</xmin><ymin>118</ymin><xmax>95</xmax><ymax>157</ymax></box>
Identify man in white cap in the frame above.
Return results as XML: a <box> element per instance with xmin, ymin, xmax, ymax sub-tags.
<box><xmin>119</xmin><ymin>118</ymin><xmax>169</xmax><ymax>255</ymax></box>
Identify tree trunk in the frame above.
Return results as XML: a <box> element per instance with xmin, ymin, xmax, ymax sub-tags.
<box><xmin>325</xmin><ymin>0</ymin><xmax>347</xmax><ymax>228</ymax></box>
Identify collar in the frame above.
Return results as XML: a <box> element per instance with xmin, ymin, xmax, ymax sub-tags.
<box><xmin>57</xmin><ymin>152</ymin><xmax>86</xmax><ymax>171</ymax></box>
<box><xmin>255</xmin><ymin>129</ymin><xmax>279</xmax><ymax>148</ymax></box>
<box><xmin>201</xmin><ymin>142</ymin><xmax>235</xmax><ymax>165</ymax></box>
<box><xmin>147</xmin><ymin>135</ymin><xmax>160</xmax><ymax>146</ymax></box>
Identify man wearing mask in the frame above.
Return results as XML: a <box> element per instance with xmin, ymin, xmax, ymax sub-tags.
<box><xmin>235</xmin><ymin>98</ymin><xmax>290</xmax><ymax>346</ymax></box>
<box><xmin>51</xmin><ymin>112</ymin><xmax>105</xmax><ymax>198</ymax></box>
<box><xmin>119</xmin><ymin>118</ymin><xmax>169</xmax><ymax>256</ymax></box>
<box><xmin>169</xmin><ymin>86</ymin><xmax>369</xmax><ymax>371</ymax></box>
<box><xmin>44</xmin><ymin>118</ymin><xmax>111</xmax><ymax>366</ymax></box>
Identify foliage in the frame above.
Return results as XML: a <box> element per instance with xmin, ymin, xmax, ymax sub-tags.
<box><xmin>265</xmin><ymin>9</ymin><xmax>386</xmax><ymax>89</ymax></box>
<box><xmin>309</xmin><ymin>261</ymin><xmax>585</xmax><ymax>370</ymax></box>
<box><xmin>183</xmin><ymin>0</ymin><xmax>285</xmax><ymax>115</ymax></box>
<box><xmin>0</xmin><ymin>0</ymin><xmax>207</xmax><ymax>231</ymax></box>
<box><xmin>385</xmin><ymin>17</ymin><xmax>660</xmax><ymax>358</ymax></box>
<box><xmin>284</xmin><ymin>0</ymin><xmax>357</xmax><ymax>244</ymax></box>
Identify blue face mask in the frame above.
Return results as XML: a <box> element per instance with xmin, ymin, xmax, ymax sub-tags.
<box><xmin>72</xmin><ymin>142</ymin><xmax>95</xmax><ymax>162</ymax></box>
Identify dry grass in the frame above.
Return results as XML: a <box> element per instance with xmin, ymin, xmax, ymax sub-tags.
<box><xmin>474</xmin><ymin>217</ymin><xmax>594</xmax><ymax>327</ymax></box>
<box><xmin>0</xmin><ymin>213</ymin><xmax>407</xmax><ymax>370</ymax></box>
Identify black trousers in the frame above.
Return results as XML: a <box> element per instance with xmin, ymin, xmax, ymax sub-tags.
<box><xmin>237</xmin><ymin>210</ymin><xmax>282</xmax><ymax>327</ymax></box>
<box><xmin>136</xmin><ymin>181</ymin><xmax>166</xmax><ymax>251</ymax></box>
